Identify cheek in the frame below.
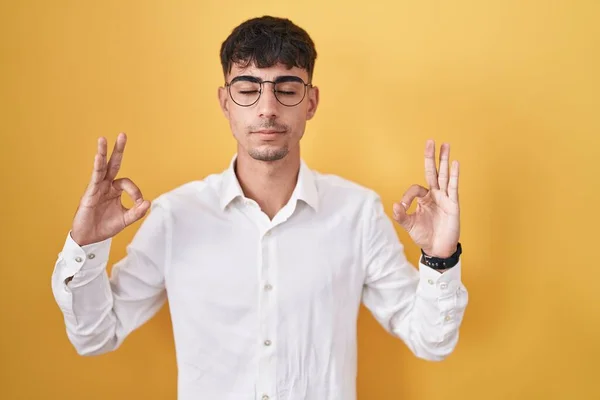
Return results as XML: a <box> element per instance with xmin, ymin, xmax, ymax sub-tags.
<box><xmin>290</xmin><ymin>111</ymin><xmax>308</xmax><ymax>132</ymax></box>
<box><xmin>227</xmin><ymin>110</ymin><xmax>248</xmax><ymax>135</ymax></box>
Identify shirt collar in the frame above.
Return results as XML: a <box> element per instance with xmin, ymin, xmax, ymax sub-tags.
<box><xmin>219</xmin><ymin>154</ymin><xmax>319</xmax><ymax>212</ymax></box>
<box><xmin>219</xmin><ymin>154</ymin><xmax>244</xmax><ymax>210</ymax></box>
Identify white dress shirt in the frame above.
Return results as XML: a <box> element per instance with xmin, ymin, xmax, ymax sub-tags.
<box><xmin>51</xmin><ymin>155</ymin><xmax>468</xmax><ymax>400</ymax></box>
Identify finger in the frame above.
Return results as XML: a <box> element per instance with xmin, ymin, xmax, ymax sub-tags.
<box><xmin>398</xmin><ymin>184</ymin><xmax>429</xmax><ymax>211</ymax></box>
<box><xmin>112</xmin><ymin>177</ymin><xmax>144</xmax><ymax>205</ymax></box>
<box><xmin>424</xmin><ymin>139</ymin><xmax>439</xmax><ymax>189</ymax></box>
<box><xmin>448</xmin><ymin>160</ymin><xmax>459</xmax><ymax>202</ymax></box>
<box><xmin>392</xmin><ymin>184</ymin><xmax>429</xmax><ymax>230</ymax></box>
<box><xmin>91</xmin><ymin>136</ymin><xmax>107</xmax><ymax>182</ymax></box>
<box><xmin>83</xmin><ymin>137</ymin><xmax>108</xmax><ymax>198</ymax></box>
<box><xmin>438</xmin><ymin>143</ymin><xmax>450</xmax><ymax>193</ymax></box>
<box><xmin>105</xmin><ymin>132</ymin><xmax>127</xmax><ymax>182</ymax></box>
<box><xmin>392</xmin><ymin>201</ymin><xmax>415</xmax><ymax>231</ymax></box>
<box><xmin>124</xmin><ymin>200</ymin><xmax>151</xmax><ymax>226</ymax></box>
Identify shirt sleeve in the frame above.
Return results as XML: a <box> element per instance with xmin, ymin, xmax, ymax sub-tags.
<box><xmin>50</xmin><ymin>199</ymin><xmax>170</xmax><ymax>356</ymax></box>
<box><xmin>361</xmin><ymin>193</ymin><xmax>469</xmax><ymax>361</ymax></box>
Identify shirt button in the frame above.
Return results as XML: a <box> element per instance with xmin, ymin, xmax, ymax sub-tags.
<box><xmin>264</xmin><ymin>231</ymin><xmax>271</xmax><ymax>237</ymax></box>
<box><xmin>264</xmin><ymin>340</ymin><xmax>272</xmax><ymax>346</ymax></box>
<box><xmin>88</xmin><ymin>253</ymin><xmax>95</xmax><ymax>259</ymax></box>
<box><xmin>75</xmin><ymin>256</ymin><xmax>83</xmax><ymax>263</ymax></box>
<box><xmin>444</xmin><ymin>315</ymin><xmax>452</xmax><ymax>322</ymax></box>
<box><xmin>440</xmin><ymin>282</ymin><xmax>448</xmax><ymax>290</ymax></box>
<box><xmin>262</xmin><ymin>395</ymin><xmax>269</xmax><ymax>400</ymax></box>
<box><xmin>264</xmin><ymin>284</ymin><xmax>273</xmax><ymax>291</ymax></box>
<box><xmin>427</xmin><ymin>279</ymin><xmax>434</xmax><ymax>285</ymax></box>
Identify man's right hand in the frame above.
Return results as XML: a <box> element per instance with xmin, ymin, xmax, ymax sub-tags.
<box><xmin>71</xmin><ymin>132</ymin><xmax>151</xmax><ymax>247</ymax></box>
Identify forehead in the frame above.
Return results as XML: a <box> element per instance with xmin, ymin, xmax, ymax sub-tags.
<box><xmin>227</xmin><ymin>62</ymin><xmax>309</xmax><ymax>82</ymax></box>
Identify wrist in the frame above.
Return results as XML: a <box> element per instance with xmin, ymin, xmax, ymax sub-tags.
<box><xmin>422</xmin><ymin>245</ymin><xmax>457</xmax><ymax>259</ymax></box>
<box><xmin>420</xmin><ymin>242</ymin><xmax>462</xmax><ymax>270</ymax></box>
<box><xmin>70</xmin><ymin>230</ymin><xmax>95</xmax><ymax>247</ymax></box>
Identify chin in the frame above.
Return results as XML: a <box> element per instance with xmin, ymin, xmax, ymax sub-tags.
<box><xmin>248</xmin><ymin>146</ymin><xmax>289</xmax><ymax>162</ymax></box>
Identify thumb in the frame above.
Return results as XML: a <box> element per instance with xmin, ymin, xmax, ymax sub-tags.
<box><xmin>392</xmin><ymin>202</ymin><xmax>413</xmax><ymax>231</ymax></box>
<box><xmin>123</xmin><ymin>200</ymin><xmax>151</xmax><ymax>226</ymax></box>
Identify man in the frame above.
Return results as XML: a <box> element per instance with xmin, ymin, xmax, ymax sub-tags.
<box><xmin>51</xmin><ymin>15</ymin><xmax>468</xmax><ymax>400</ymax></box>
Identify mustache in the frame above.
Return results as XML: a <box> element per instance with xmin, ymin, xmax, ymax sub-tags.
<box><xmin>249</xmin><ymin>122</ymin><xmax>289</xmax><ymax>132</ymax></box>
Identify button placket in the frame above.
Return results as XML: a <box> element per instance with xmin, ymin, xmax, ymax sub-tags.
<box><xmin>256</xmin><ymin>227</ymin><xmax>278</xmax><ymax>398</ymax></box>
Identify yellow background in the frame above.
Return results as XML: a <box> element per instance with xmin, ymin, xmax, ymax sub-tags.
<box><xmin>1</xmin><ymin>0</ymin><xmax>598</xmax><ymax>399</ymax></box>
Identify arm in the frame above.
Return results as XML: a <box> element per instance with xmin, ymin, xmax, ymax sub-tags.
<box><xmin>51</xmin><ymin>132</ymin><xmax>163</xmax><ymax>355</ymax></box>
<box><xmin>361</xmin><ymin>194</ymin><xmax>468</xmax><ymax>361</ymax></box>
<box><xmin>362</xmin><ymin>140</ymin><xmax>468</xmax><ymax>360</ymax></box>
<box><xmin>51</xmin><ymin>199</ymin><xmax>169</xmax><ymax>356</ymax></box>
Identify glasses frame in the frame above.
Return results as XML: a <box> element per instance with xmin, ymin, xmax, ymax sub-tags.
<box><xmin>225</xmin><ymin>75</ymin><xmax>313</xmax><ymax>107</ymax></box>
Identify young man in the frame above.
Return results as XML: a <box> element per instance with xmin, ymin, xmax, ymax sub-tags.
<box><xmin>52</xmin><ymin>15</ymin><xmax>468</xmax><ymax>400</ymax></box>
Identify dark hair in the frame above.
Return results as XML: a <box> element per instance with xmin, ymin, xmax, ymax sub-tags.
<box><xmin>220</xmin><ymin>16</ymin><xmax>317</xmax><ymax>82</ymax></box>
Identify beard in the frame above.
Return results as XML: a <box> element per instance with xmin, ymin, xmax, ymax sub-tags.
<box><xmin>245</xmin><ymin>120</ymin><xmax>291</xmax><ymax>161</ymax></box>
<box><xmin>248</xmin><ymin>146</ymin><xmax>289</xmax><ymax>161</ymax></box>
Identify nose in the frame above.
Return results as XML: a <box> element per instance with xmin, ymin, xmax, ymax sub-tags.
<box><xmin>256</xmin><ymin>82</ymin><xmax>279</xmax><ymax>119</ymax></box>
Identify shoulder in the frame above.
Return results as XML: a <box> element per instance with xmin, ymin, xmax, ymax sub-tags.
<box><xmin>148</xmin><ymin>170</ymin><xmax>226</xmax><ymax>212</ymax></box>
<box><xmin>311</xmin><ymin>168</ymin><xmax>382</xmax><ymax>211</ymax></box>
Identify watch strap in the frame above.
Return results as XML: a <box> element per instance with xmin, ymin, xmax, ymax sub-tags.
<box><xmin>420</xmin><ymin>242</ymin><xmax>462</xmax><ymax>270</ymax></box>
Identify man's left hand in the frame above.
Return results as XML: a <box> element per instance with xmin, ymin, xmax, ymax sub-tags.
<box><xmin>392</xmin><ymin>140</ymin><xmax>460</xmax><ymax>258</ymax></box>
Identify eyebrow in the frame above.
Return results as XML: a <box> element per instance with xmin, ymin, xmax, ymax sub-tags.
<box><xmin>230</xmin><ymin>75</ymin><xmax>305</xmax><ymax>84</ymax></box>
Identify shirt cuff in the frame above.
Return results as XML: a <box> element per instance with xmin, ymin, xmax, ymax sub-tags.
<box><xmin>417</xmin><ymin>260</ymin><xmax>462</xmax><ymax>300</ymax></box>
<box><xmin>59</xmin><ymin>231</ymin><xmax>112</xmax><ymax>278</ymax></box>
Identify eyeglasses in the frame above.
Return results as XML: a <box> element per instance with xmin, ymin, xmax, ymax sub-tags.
<box><xmin>225</xmin><ymin>75</ymin><xmax>312</xmax><ymax>107</ymax></box>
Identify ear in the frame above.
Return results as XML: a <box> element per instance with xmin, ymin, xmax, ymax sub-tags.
<box><xmin>218</xmin><ymin>86</ymin><xmax>230</xmax><ymax>120</ymax></box>
<box><xmin>306</xmin><ymin>85</ymin><xmax>319</xmax><ymax>120</ymax></box>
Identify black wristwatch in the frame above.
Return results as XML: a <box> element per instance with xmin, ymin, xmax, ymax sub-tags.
<box><xmin>420</xmin><ymin>242</ymin><xmax>462</xmax><ymax>270</ymax></box>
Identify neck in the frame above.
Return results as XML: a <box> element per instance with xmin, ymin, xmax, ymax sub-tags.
<box><xmin>234</xmin><ymin>148</ymin><xmax>301</xmax><ymax>220</ymax></box>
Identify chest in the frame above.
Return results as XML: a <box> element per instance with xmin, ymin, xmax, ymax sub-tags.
<box><xmin>164</xmin><ymin>210</ymin><xmax>366</xmax><ymax>314</ymax></box>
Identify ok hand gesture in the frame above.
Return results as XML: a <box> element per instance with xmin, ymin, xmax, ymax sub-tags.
<box><xmin>71</xmin><ymin>133</ymin><xmax>150</xmax><ymax>246</ymax></box>
<box><xmin>392</xmin><ymin>140</ymin><xmax>460</xmax><ymax>258</ymax></box>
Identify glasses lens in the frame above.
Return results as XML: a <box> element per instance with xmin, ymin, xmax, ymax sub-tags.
<box><xmin>274</xmin><ymin>81</ymin><xmax>306</xmax><ymax>106</ymax></box>
<box><xmin>229</xmin><ymin>80</ymin><xmax>307</xmax><ymax>106</ymax></box>
<box><xmin>229</xmin><ymin>80</ymin><xmax>261</xmax><ymax>106</ymax></box>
